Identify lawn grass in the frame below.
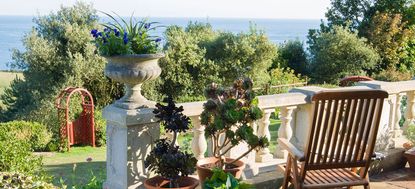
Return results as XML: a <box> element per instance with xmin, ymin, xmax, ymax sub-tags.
<box><xmin>0</xmin><ymin>71</ymin><xmax>22</xmax><ymax>93</ymax></box>
<box><xmin>42</xmin><ymin>146</ymin><xmax>106</xmax><ymax>187</ymax></box>
<box><xmin>0</xmin><ymin>71</ymin><xmax>22</xmax><ymax>106</ymax></box>
<box><xmin>269</xmin><ymin>118</ymin><xmax>281</xmax><ymax>153</ymax></box>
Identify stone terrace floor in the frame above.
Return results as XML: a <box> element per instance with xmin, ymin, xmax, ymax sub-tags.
<box><xmin>241</xmin><ymin>166</ymin><xmax>415</xmax><ymax>189</ymax></box>
<box><xmin>370</xmin><ymin>168</ymin><xmax>415</xmax><ymax>189</ymax></box>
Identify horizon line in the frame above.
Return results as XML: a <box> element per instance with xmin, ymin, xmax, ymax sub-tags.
<box><xmin>0</xmin><ymin>14</ymin><xmax>323</xmax><ymax>21</ymax></box>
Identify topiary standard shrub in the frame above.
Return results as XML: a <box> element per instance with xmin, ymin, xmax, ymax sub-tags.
<box><xmin>201</xmin><ymin>78</ymin><xmax>269</xmax><ymax>168</ymax></box>
<box><xmin>0</xmin><ymin>121</ymin><xmax>51</xmax><ymax>151</ymax></box>
<box><xmin>145</xmin><ymin>97</ymin><xmax>197</xmax><ymax>187</ymax></box>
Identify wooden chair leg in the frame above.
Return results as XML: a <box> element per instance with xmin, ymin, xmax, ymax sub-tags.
<box><xmin>281</xmin><ymin>155</ymin><xmax>292</xmax><ymax>189</ymax></box>
<box><xmin>290</xmin><ymin>155</ymin><xmax>301</xmax><ymax>189</ymax></box>
<box><xmin>364</xmin><ymin>173</ymin><xmax>370</xmax><ymax>189</ymax></box>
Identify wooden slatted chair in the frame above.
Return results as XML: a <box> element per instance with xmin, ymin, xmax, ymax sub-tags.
<box><xmin>278</xmin><ymin>89</ymin><xmax>388</xmax><ymax>189</ymax></box>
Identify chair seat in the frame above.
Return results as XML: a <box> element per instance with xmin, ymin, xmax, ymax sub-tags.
<box><xmin>303</xmin><ymin>168</ymin><xmax>368</xmax><ymax>188</ymax></box>
<box><xmin>277</xmin><ymin>164</ymin><xmax>368</xmax><ymax>189</ymax></box>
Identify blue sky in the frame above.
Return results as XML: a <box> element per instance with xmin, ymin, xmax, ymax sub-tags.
<box><xmin>0</xmin><ymin>0</ymin><xmax>331</xmax><ymax>19</ymax></box>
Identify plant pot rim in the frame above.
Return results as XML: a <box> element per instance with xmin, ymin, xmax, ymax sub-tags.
<box><xmin>196</xmin><ymin>157</ymin><xmax>245</xmax><ymax>171</ymax></box>
<box><xmin>144</xmin><ymin>175</ymin><xmax>199</xmax><ymax>189</ymax></box>
<box><xmin>405</xmin><ymin>147</ymin><xmax>415</xmax><ymax>155</ymax></box>
<box><xmin>105</xmin><ymin>53</ymin><xmax>165</xmax><ymax>59</ymax></box>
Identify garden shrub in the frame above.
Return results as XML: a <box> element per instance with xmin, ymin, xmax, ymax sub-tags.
<box><xmin>156</xmin><ymin>23</ymin><xmax>219</xmax><ymax>102</ymax></box>
<box><xmin>0</xmin><ymin>121</ymin><xmax>52</xmax><ymax>151</ymax></box>
<box><xmin>0</xmin><ymin>134</ymin><xmax>43</xmax><ymax>175</ymax></box>
<box><xmin>308</xmin><ymin>25</ymin><xmax>380</xmax><ymax>84</ymax></box>
<box><xmin>276</xmin><ymin>40</ymin><xmax>309</xmax><ymax>76</ymax></box>
<box><xmin>0</xmin><ymin>172</ymin><xmax>54</xmax><ymax>189</ymax></box>
<box><xmin>268</xmin><ymin>67</ymin><xmax>305</xmax><ymax>94</ymax></box>
<box><xmin>156</xmin><ymin>23</ymin><xmax>277</xmax><ymax>102</ymax></box>
<box><xmin>94</xmin><ymin>108</ymin><xmax>106</xmax><ymax>147</ymax></box>
<box><xmin>373</xmin><ymin>67</ymin><xmax>412</xmax><ymax>81</ymax></box>
<box><xmin>365</xmin><ymin>12</ymin><xmax>413</xmax><ymax>74</ymax></box>
<box><xmin>205</xmin><ymin>26</ymin><xmax>277</xmax><ymax>88</ymax></box>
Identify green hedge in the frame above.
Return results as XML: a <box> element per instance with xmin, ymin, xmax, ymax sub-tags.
<box><xmin>0</xmin><ymin>121</ymin><xmax>52</xmax><ymax>152</ymax></box>
<box><xmin>94</xmin><ymin>109</ymin><xmax>106</xmax><ymax>147</ymax></box>
<box><xmin>0</xmin><ymin>136</ymin><xmax>43</xmax><ymax>175</ymax></box>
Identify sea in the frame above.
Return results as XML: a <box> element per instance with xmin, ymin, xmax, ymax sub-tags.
<box><xmin>0</xmin><ymin>16</ymin><xmax>321</xmax><ymax>70</ymax></box>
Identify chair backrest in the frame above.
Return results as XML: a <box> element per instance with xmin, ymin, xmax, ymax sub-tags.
<box><xmin>301</xmin><ymin>89</ymin><xmax>388</xmax><ymax>178</ymax></box>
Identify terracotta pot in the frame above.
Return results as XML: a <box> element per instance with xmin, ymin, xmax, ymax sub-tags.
<box><xmin>404</xmin><ymin>148</ymin><xmax>415</xmax><ymax>171</ymax></box>
<box><xmin>104</xmin><ymin>54</ymin><xmax>164</xmax><ymax>109</ymax></box>
<box><xmin>196</xmin><ymin>157</ymin><xmax>245</xmax><ymax>182</ymax></box>
<box><xmin>144</xmin><ymin>176</ymin><xmax>199</xmax><ymax>189</ymax></box>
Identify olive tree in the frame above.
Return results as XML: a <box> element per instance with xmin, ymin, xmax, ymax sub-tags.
<box><xmin>309</xmin><ymin>26</ymin><xmax>380</xmax><ymax>84</ymax></box>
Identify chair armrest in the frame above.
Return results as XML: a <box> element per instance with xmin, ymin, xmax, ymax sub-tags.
<box><xmin>278</xmin><ymin>138</ymin><xmax>305</xmax><ymax>161</ymax></box>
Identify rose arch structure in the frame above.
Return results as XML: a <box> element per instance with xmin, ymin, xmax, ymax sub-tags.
<box><xmin>55</xmin><ymin>87</ymin><xmax>95</xmax><ymax>150</ymax></box>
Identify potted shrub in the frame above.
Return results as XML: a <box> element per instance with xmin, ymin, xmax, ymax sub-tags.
<box><xmin>404</xmin><ymin>124</ymin><xmax>415</xmax><ymax>171</ymax></box>
<box><xmin>198</xmin><ymin>78</ymin><xmax>269</xmax><ymax>181</ymax></box>
<box><xmin>144</xmin><ymin>97</ymin><xmax>199</xmax><ymax>189</ymax></box>
<box><xmin>91</xmin><ymin>13</ymin><xmax>164</xmax><ymax>109</ymax></box>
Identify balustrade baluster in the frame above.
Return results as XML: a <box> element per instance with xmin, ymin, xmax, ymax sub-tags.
<box><xmin>276</xmin><ymin>106</ymin><xmax>296</xmax><ymax>159</ymax></box>
<box><xmin>256</xmin><ymin>109</ymin><xmax>274</xmax><ymax>162</ymax></box>
<box><xmin>393</xmin><ymin>94</ymin><xmax>403</xmax><ymax>138</ymax></box>
<box><xmin>190</xmin><ymin>116</ymin><xmax>207</xmax><ymax>160</ymax></box>
<box><xmin>404</xmin><ymin>91</ymin><xmax>415</xmax><ymax>132</ymax></box>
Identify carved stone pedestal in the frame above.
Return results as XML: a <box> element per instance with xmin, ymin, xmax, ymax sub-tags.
<box><xmin>103</xmin><ymin>105</ymin><xmax>159</xmax><ymax>189</ymax></box>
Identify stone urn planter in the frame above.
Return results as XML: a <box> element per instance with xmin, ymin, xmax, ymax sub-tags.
<box><xmin>404</xmin><ymin>147</ymin><xmax>415</xmax><ymax>171</ymax></box>
<box><xmin>104</xmin><ymin>54</ymin><xmax>164</xmax><ymax>109</ymax></box>
<box><xmin>144</xmin><ymin>176</ymin><xmax>199</xmax><ymax>189</ymax></box>
<box><xmin>196</xmin><ymin>157</ymin><xmax>245</xmax><ymax>182</ymax></box>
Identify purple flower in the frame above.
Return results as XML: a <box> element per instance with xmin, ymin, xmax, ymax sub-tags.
<box><xmin>113</xmin><ymin>29</ymin><xmax>120</xmax><ymax>37</ymax></box>
<box><xmin>104</xmin><ymin>28</ymin><xmax>110</xmax><ymax>33</ymax></box>
<box><xmin>123</xmin><ymin>32</ymin><xmax>128</xmax><ymax>44</ymax></box>
<box><xmin>98</xmin><ymin>32</ymin><xmax>103</xmax><ymax>37</ymax></box>
<box><xmin>91</xmin><ymin>29</ymin><xmax>98</xmax><ymax>38</ymax></box>
<box><xmin>144</xmin><ymin>23</ymin><xmax>151</xmax><ymax>29</ymax></box>
<box><xmin>155</xmin><ymin>38</ymin><xmax>161</xmax><ymax>43</ymax></box>
<box><xmin>91</xmin><ymin>29</ymin><xmax>98</xmax><ymax>35</ymax></box>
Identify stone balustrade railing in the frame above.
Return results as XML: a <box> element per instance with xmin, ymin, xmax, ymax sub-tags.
<box><xmin>177</xmin><ymin>80</ymin><xmax>415</xmax><ymax>177</ymax></box>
